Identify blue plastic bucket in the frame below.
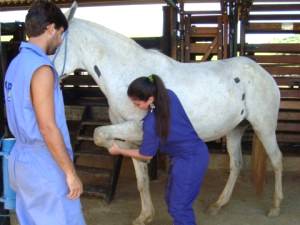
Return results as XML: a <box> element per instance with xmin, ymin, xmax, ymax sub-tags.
<box><xmin>0</xmin><ymin>138</ymin><xmax>16</xmax><ymax>210</ymax></box>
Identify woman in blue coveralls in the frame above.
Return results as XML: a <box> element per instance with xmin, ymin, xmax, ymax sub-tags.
<box><xmin>109</xmin><ymin>74</ymin><xmax>210</xmax><ymax>225</ymax></box>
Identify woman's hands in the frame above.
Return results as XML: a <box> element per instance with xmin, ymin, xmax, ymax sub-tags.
<box><xmin>108</xmin><ymin>142</ymin><xmax>152</xmax><ymax>161</ymax></box>
<box><xmin>109</xmin><ymin>142</ymin><xmax>122</xmax><ymax>155</ymax></box>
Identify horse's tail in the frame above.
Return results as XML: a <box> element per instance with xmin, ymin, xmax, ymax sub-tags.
<box><xmin>251</xmin><ymin>133</ymin><xmax>267</xmax><ymax>195</ymax></box>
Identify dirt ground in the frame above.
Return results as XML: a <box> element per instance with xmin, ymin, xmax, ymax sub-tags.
<box><xmin>80</xmin><ymin>170</ymin><xmax>300</xmax><ymax>225</ymax></box>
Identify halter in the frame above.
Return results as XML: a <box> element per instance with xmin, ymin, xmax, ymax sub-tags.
<box><xmin>52</xmin><ymin>29</ymin><xmax>69</xmax><ymax>77</ymax></box>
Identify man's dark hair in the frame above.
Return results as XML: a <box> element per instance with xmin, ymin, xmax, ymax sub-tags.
<box><xmin>25</xmin><ymin>0</ymin><xmax>68</xmax><ymax>38</ymax></box>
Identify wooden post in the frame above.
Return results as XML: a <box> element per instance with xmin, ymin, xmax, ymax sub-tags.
<box><xmin>240</xmin><ymin>18</ymin><xmax>246</xmax><ymax>56</ymax></box>
<box><xmin>184</xmin><ymin>15</ymin><xmax>191</xmax><ymax>62</ymax></box>
<box><xmin>228</xmin><ymin>0</ymin><xmax>239</xmax><ymax>57</ymax></box>
<box><xmin>217</xmin><ymin>16</ymin><xmax>223</xmax><ymax>59</ymax></box>
<box><xmin>170</xmin><ymin>6</ymin><xmax>178</xmax><ymax>60</ymax></box>
<box><xmin>162</xmin><ymin>6</ymin><xmax>171</xmax><ymax>57</ymax></box>
<box><xmin>222</xmin><ymin>15</ymin><xmax>229</xmax><ymax>59</ymax></box>
<box><xmin>179</xmin><ymin>0</ymin><xmax>185</xmax><ymax>62</ymax></box>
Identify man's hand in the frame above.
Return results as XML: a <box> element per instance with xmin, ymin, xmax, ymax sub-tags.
<box><xmin>109</xmin><ymin>142</ymin><xmax>122</xmax><ymax>155</ymax></box>
<box><xmin>66</xmin><ymin>173</ymin><xmax>83</xmax><ymax>200</ymax></box>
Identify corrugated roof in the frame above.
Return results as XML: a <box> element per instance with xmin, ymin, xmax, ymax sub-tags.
<box><xmin>0</xmin><ymin>0</ymin><xmax>221</xmax><ymax>11</ymax></box>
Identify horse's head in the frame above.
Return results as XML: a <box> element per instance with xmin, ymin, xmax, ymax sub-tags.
<box><xmin>52</xmin><ymin>1</ymin><xmax>84</xmax><ymax>78</ymax></box>
<box><xmin>52</xmin><ymin>1</ymin><xmax>147</xmax><ymax>85</ymax></box>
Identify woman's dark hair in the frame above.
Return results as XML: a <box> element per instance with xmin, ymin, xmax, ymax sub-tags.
<box><xmin>127</xmin><ymin>74</ymin><xmax>170</xmax><ymax>140</ymax></box>
<box><xmin>25</xmin><ymin>0</ymin><xmax>68</xmax><ymax>38</ymax></box>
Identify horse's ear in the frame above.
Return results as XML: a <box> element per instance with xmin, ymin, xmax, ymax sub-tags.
<box><xmin>65</xmin><ymin>1</ymin><xmax>78</xmax><ymax>22</ymax></box>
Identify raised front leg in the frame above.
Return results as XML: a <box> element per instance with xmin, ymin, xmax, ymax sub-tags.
<box><xmin>93</xmin><ymin>121</ymin><xmax>154</xmax><ymax>224</ymax></box>
<box><xmin>93</xmin><ymin>120</ymin><xmax>143</xmax><ymax>149</ymax></box>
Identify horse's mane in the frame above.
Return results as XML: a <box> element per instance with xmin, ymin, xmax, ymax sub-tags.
<box><xmin>71</xmin><ymin>18</ymin><xmax>146</xmax><ymax>53</ymax></box>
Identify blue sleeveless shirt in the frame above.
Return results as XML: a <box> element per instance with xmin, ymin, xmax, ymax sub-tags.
<box><xmin>4</xmin><ymin>42</ymin><xmax>73</xmax><ymax>157</ymax></box>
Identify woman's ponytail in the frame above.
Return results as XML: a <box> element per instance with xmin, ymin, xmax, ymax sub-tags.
<box><xmin>151</xmin><ymin>75</ymin><xmax>170</xmax><ymax>140</ymax></box>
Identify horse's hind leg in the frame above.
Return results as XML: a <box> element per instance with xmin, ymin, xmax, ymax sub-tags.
<box><xmin>208</xmin><ymin>124</ymin><xmax>248</xmax><ymax>215</ymax></box>
<box><xmin>251</xmin><ymin>125</ymin><xmax>283</xmax><ymax>217</ymax></box>
<box><xmin>131</xmin><ymin>159</ymin><xmax>155</xmax><ymax>225</ymax></box>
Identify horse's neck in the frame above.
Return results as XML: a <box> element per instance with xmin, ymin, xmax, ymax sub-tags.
<box><xmin>74</xmin><ymin>19</ymin><xmax>178</xmax><ymax>113</ymax></box>
<box><xmin>77</xmin><ymin>21</ymin><xmax>170</xmax><ymax>84</ymax></box>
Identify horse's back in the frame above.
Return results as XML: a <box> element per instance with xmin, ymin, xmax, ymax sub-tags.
<box><xmin>163</xmin><ymin>57</ymin><xmax>278</xmax><ymax>141</ymax></box>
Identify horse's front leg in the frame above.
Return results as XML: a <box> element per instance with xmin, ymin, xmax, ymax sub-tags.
<box><xmin>131</xmin><ymin>159</ymin><xmax>155</xmax><ymax>225</ymax></box>
<box><xmin>93</xmin><ymin>121</ymin><xmax>154</xmax><ymax>225</ymax></box>
<box><xmin>93</xmin><ymin>120</ymin><xmax>143</xmax><ymax>148</ymax></box>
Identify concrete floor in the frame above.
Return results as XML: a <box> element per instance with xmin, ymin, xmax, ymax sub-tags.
<box><xmin>81</xmin><ymin>170</ymin><xmax>300</xmax><ymax>225</ymax></box>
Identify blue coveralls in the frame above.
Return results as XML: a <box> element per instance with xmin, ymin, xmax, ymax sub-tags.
<box><xmin>4</xmin><ymin>42</ymin><xmax>86</xmax><ymax>225</ymax></box>
<box><xmin>140</xmin><ymin>90</ymin><xmax>209</xmax><ymax>225</ymax></box>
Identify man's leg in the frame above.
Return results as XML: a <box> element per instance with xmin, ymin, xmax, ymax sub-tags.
<box><xmin>14</xmin><ymin>147</ymin><xmax>86</xmax><ymax>225</ymax></box>
<box><xmin>15</xmin><ymin>194</ymin><xmax>35</xmax><ymax>225</ymax></box>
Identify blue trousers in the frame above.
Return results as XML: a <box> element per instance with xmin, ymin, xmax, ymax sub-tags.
<box><xmin>165</xmin><ymin>148</ymin><xmax>209</xmax><ymax>225</ymax></box>
<box><xmin>8</xmin><ymin>143</ymin><xmax>86</xmax><ymax>225</ymax></box>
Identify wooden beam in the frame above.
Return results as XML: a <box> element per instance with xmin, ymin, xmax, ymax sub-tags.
<box><xmin>280</xmin><ymin>100</ymin><xmax>300</xmax><ymax>111</ymax></box>
<box><xmin>246</xmin><ymin>44</ymin><xmax>300</xmax><ymax>53</ymax></box>
<box><xmin>190</xmin><ymin>27</ymin><xmax>218</xmax><ymax>37</ymax></box>
<box><xmin>184</xmin><ymin>10</ymin><xmax>221</xmax><ymax>15</ymax></box>
<box><xmin>190</xmin><ymin>16</ymin><xmax>219</xmax><ymax>24</ymax></box>
<box><xmin>275</xmin><ymin>77</ymin><xmax>300</xmax><ymax>86</ymax></box>
<box><xmin>189</xmin><ymin>43</ymin><xmax>218</xmax><ymax>54</ymax></box>
<box><xmin>247</xmin><ymin>23</ymin><xmax>300</xmax><ymax>34</ymax></box>
<box><xmin>250</xmin><ymin>55</ymin><xmax>300</xmax><ymax>65</ymax></box>
<box><xmin>275</xmin><ymin>134</ymin><xmax>300</xmax><ymax>143</ymax></box>
<box><xmin>280</xmin><ymin>89</ymin><xmax>300</xmax><ymax>98</ymax></box>
<box><xmin>277</xmin><ymin>122</ymin><xmax>300</xmax><ymax>133</ymax></box>
<box><xmin>278</xmin><ymin>111</ymin><xmax>300</xmax><ymax>121</ymax></box>
<box><xmin>264</xmin><ymin>66</ymin><xmax>300</xmax><ymax>75</ymax></box>
<box><xmin>251</xmin><ymin>4</ymin><xmax>300</xmax><ymax>12</ymax></box>
<box><xmin>249</xmin><ymin>14</ymin><xmax>300</xmax><ymax>21</ymax></box>
<box><xmin>61</xmin><ymin>75</ymin><xmax>97</xmax><ymax>86</ymax></box>
<box><xmin>202</xmin><ymin>37</ymin><xmax>217</xmax><ymax>61</ymax></box>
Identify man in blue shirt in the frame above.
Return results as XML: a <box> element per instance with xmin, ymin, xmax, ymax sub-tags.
<box><xmin>4</xmin><ymin>1</ymin><xmax>86</xmax><ymax>224</ymax></box>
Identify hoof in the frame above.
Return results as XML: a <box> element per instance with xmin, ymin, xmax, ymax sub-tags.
<box><xmin>133</xmin><ymin>211</ymin><xmax>154</xmax><ymax>225</ymax></box>
<box><xmin>207</xmin><ymin>203</ymin><xmax>221</xmax><ymax>216</ymax></box>
<box><xmin>267</xmin><ymin>207</ymin><xmax>280</xmax><ymax>217</ymax></box>
<box><xmin>93</xmin><ymin>129</ymin><xmax>105</xmax><ymax>146</ymax></box>
<box><xmin>132</xmin><ymin>218</ymin><xmax>145</xmax><ymax>225</ymax></box>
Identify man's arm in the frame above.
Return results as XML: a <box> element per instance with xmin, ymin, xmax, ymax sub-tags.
<box><xmin>31</xmin><ymin>65</ymin><xmax>82</xmax><ymax>200</ymax></box>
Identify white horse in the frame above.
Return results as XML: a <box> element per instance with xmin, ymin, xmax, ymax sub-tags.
<box><xmin>54</xmin><ymin>3</ymin><xmax>283</xmax><ymax>225</ymax></box>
